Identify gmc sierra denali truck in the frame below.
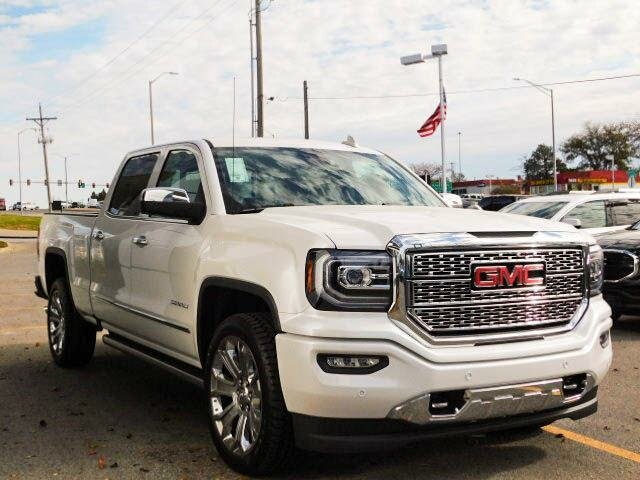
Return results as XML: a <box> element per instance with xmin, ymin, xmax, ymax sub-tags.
<box><xmin>36</xmin><ymin>138</ymin><xmax>612</xmax><ymax>475</ymax></box>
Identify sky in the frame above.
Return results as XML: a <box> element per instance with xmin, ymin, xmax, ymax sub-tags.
<box><xmin>1</xmin><ymin>0</ymin><xmax>639</xmax><ymax>206</ymax></box>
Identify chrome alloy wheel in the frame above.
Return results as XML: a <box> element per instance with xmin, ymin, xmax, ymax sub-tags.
<box><xmin>48</xmin><ymin>291</ymin><xmax>66</xmax><ymax>355</ymax></box>
<box><xmin>210</xmin><ymin>336</ymin><xmax>263</xmax><ymax>456</ymax></box>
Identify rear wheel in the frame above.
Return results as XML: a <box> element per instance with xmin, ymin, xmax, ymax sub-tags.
<box><xmin>205</xmin><ymin>313</ymin><xmax>293</xmax><ymax>476</ymax></box>
<box><xmin>47</xmin><ymin>278</ymin><xmax>96</xmax><ymax>367</ymax></box>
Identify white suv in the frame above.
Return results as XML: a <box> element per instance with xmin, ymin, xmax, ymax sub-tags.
<box><xmin>501</xmin><ymin>192</ymin><xmax>640</xmax><ymax>234</ymax></box>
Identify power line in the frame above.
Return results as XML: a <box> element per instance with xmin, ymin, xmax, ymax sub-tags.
<box><xmin>58</xmin><ymin>0</ymin><xmax>237</xmax><ymax>113</ymax></box>
<box><xmin>269</xmin><ymin>73</ymin><xmax>640</xmax><ymax>101</ymax></box>
<box><xmin>47</xmin><ymin>0</ymin><xmax>189</xmax><ymax>108</ymax></box>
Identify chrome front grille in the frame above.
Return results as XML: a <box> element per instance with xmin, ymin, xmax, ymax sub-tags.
<box><xmin>406</xmin><ymin>248</ymin><xmax>586</xmax><ymax>336</ymax></box>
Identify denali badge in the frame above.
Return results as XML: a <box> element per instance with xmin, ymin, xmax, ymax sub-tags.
<box><xmin>471</xmin><ymin>261</ymin><xmax>546</xmax><ymax>290</ymax></box>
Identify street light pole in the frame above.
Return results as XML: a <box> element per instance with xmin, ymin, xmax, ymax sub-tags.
<box><xmin>17</xmin><ymin>128</ymin><xmax>35</xmax><ymax>212</ymax></box>
<box><xmin>514</xmin><ymin>77</ymin><xmax>557</xmax><ymax>192</ymax></box>
<box><xmin>401</xmin><ymin>44</ymin><xmax>448</xmax><ymax>193</ymax></box>
<box><xmin>148</xmin><ymin>72</ymin><xmax>179</xmax><ymax>145</ymax></box>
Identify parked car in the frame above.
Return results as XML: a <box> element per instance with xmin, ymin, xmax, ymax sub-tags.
<box><xmin>21</xmin><ymin>202</ymin><xmax>38</xmax><ymax>211</ymax></box>
<box><xmin>0</xmin><ymin>198</ymin><xmax>6</xmax><ymax>211</ymax></box>
<box><xmin>460</xmin><ymin>193</ymin><xmax>483</xmax><ymax>208</ymax></box>
<box><xmin>12</xmin><ymin>202</ymin><xmax>22</xmax><ymax>211</ymax></box>
<box><xmin>477</xmin><ymin>195</ymin><xmax>527</xmax><ymax>211</ymax></box>
<box><xmin>36</xmin><ymin>138</ymin><xmax>611</xmax><ymax>475</ymax></box>
<box><xmin>595</xmin><ymin>219</ymin><xmax>640</xmax><ymax>321</ymax></box>
<box><xmin>501</xmin><ymin>192</ymin><xmax>640</xmax><ymax>234</ymax></box>
<box><xmin>440</xmin><ymin>192</ymin><xmax>463</xmax><ymax>208</ymax></box>
<box><xmin>87</xmin><ymin>198</ymin><xmax>100</xmax><ymax>208</ymax></box>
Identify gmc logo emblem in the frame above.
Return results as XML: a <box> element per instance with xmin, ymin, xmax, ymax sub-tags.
<box><xmin>471</xmin><ymin>262</ymin><xmax>546</xmax><ymax>290</ymax></box>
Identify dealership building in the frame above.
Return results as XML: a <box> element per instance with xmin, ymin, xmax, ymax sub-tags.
<box><xmin>527</xmin><ymin>170</ymin><xmax>639</xmax><ymax>195</ymax></box>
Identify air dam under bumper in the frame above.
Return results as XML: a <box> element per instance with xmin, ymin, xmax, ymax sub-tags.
<box><xmin>292</xmin><ymin>387</ymin><xmax>598</xmax><ymax>453</ymax></box>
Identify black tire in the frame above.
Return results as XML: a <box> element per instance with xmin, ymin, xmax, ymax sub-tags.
<box><xmin>47</xmin><ymin>278</ymin><xmax>96</xmax><ymax>367</ymax></box>
<box><xmin>204</xmin><ymin>313</ymin><xmax>294</xmax><ymax>476</ymax></box>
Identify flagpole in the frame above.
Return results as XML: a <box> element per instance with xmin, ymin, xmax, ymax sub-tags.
<box><xmin>438</xmin><ymin>55</ymin><xmax>446</xmax><ymax>193</ymax></box>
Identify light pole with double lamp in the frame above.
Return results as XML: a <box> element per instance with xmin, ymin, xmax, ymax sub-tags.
<box><xmin>401</xmin><ymin>44</ymin><xmax>449</xmax><ymax>193</ymax></box>
<box><xmin>149</xmin><ymin>72</ymin><xmax>179</xmax><ymax>145</ymax></box>
<box><xmin>514</xmin><ymin>77</ymin><xmax>557</xmax><ymax>192</ymax></box>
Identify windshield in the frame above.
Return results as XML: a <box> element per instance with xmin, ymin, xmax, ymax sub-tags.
<box><xmin>211</xmin><ymin>147</ymin><xmax>445</xmax><ymax>213</ymax></box>
<box><xmin>501</xmin><ymin>200</ymin><xmax>568</xmax><ymax>219</ymax></box>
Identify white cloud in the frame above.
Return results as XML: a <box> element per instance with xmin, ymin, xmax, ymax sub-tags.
<box><xmin>1</xmin><ymin>0</ymin><xmax>640</xmax><ymax>206</ymax></box>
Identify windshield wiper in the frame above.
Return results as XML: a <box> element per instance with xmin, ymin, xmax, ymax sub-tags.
<box><xmin>236</xmin><ymin>203</ymin><xmax>295</xmax><ymax>214</ymax></box>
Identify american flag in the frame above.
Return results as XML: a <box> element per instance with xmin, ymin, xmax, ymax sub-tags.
<box><xmin>417</xmin><ymin>90</ymin><xmax>447</xmax><ymax>137</ymax></box>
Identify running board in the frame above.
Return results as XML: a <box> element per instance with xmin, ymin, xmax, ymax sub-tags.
<box><xmin>103</xmin><ymin>334</ymin><xmax>204</xmax><ymax>388</ymax></box>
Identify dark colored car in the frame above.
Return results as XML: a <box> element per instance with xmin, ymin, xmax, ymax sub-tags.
<box><xmin>595</xmin><ymin>220</ymin><xmax>640</xmax><ymax>321</ymax></box>
<box><xmin>478</xmin><ymin>195</ymin><xmax>527</xmax><ymax>212</ymax></box>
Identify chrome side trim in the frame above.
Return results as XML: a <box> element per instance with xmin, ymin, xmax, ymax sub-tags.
<box><xmin>386</xmin><ymin>232</ymin><xmax>591</xmax><ymax>346</ymax></box>
<box><xmin>92</xmin><ymin>293</ymin><xmax>191</xmax><ymax>333</ymax></box>
<box><xmin>387</xmin><ymin>374</ymin><xmax>595</xmax><ymax>426</ymax></box>
<box><xmin>602</xmin><ymin>249</ymin><xmax>639</xmax><ymax>283</ymax></box>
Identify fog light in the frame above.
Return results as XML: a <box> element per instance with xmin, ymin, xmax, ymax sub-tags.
<box><xmin>317</xmin><ymin>354</ymin><xmax>388</xmax><ymax>374</ymax></box>
<box><xmin>327</xmin><ymin>356</ymin><xmax>378</xmax><ymax>368</ymax></box>
<box><xmin>599</xmin><ymin>330</ymin><xmax>610</xmax><ymax>348</ymax></box>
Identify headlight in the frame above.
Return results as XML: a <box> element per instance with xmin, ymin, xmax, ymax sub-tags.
<box><xmin>588</xmin><ymin>245</ymin><xmax>604</xmax><ymax>297</ymax></box>
<box><xmin>305</xmin><ymin>250</ymin><xmax>392</xmax><ymax>311</ymax></box>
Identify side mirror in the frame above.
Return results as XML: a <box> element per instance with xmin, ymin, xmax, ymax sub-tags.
<box><xmin>140</xmin><ymin>187</ymin><xmax>205</xmax><ymax>224</ymax></box>
<box><xmin>561</xmin><ymin>217</ymin><xmax>582</xmax><ymax>228</ymax></box>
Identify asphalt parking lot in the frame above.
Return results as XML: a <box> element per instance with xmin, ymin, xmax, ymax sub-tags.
<box><xmin>0</xmin><ymin>240</ymin><xmax>638</xmax><ymax>479</ymax></box>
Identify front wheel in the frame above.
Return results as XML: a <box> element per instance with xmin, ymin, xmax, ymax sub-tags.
<box><xmin>47</xmin><ymin>278</ymin><xmax>96</xmax><ymax>367</ymax></box>
<box><xmin>205</xmin><ymin>313</ymin><xmax>294</xmax><ymax>476</ymax></box>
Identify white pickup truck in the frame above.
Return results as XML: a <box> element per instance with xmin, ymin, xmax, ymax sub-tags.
<box><xmin>36</xmin><ymin>138</ymin><xmax>612</xmax><ymax>475</ymax></box>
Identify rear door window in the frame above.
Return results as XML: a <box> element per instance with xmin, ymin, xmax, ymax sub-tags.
<box><xmin>564</xmin><ymin>200</ymin><xmax>606</xmax><ymax>228</ymax></box>
<box><xmin>607</xmin><ymin>199</ymin><xmax>640</xmax><ymax>226</ymax></box>
<box><xmin>108</xmin><ymin>154</ymin><xmax>158</xmax><ymax>217</ymax></box>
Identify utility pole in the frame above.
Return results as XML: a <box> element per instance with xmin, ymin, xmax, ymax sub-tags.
<box><xmin>303</xmin><ymin>80</ymin><xmax>309</xmax><ymax>139</ymax></box>
<box><xmin>26</xmin><ymin>103</ymin><xmax>56</xmax><ymax>212</ymax></box>
<box><xmin>255</xmin><ymin>0</ymin><xmax>264</xmax><ymax>137</ymax></box>
<box><xmin>249</xmin><ymin>10</ymin><xmax>256</xmax><ymax>137</ymax></box>
<box><xmin>64</xmin><ymin>157</ymin><xmax>69</xmax><ymax>204</ymax></box>
<box><xmin>457</xmin><ymin>132</ymin><xmax>462</xmax><ymax>178</ymax></box>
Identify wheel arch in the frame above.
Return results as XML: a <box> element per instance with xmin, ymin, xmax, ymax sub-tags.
<box><xmin>44</xmin><ymin>247</ymin><xmax>71</xmax><ymax>294</ymax></box>
<box><xmin>197</xmin><ymin>277</ymin><xmax>281</xmax><ymax>368</ymax></box>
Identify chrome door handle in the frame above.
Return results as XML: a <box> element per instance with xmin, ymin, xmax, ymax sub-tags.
<box><xmin>132</xmin><ymin>236</ymin><xmax>148</xmax><ymax>246</ymax></box>
<box><xmin>93</xmin><ymin>230</ymin><xmax>105</xmax><ymax>241</ymax></box>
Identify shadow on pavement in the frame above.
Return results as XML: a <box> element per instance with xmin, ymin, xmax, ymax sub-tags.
<box><xmin>0</xmin><ymin>341</ymin><xmax>550</xmax><ymax>479</ymax></box>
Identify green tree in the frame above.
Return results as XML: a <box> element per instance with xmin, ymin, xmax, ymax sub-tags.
<box><xmin>90</xmin><ymin>191</ymin><xmax>97</xmax><ymax>200</ymax></box>
<box><xmin>97</xmin><ymin>189</ymin><xmax>107</xmax><ymax>201</ymax></box>
<box><xmin>561</xmin><ymin>122</ymin><xmax>639</xmax><ymax>170</ymax></box>
<box><xmin>523</xmin><ymin>144</ymin><xmax>567</xmax><ymax>180</ymax></box>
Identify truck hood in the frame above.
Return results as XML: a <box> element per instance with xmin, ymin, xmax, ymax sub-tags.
<box><xmin>258</xmin><ymin>205</ymin><xmax>577</xmax><ymax>249</ymax></box>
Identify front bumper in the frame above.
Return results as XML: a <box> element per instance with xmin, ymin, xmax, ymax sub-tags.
<box><xmin>275</xmin><ymin>300</ymin><xmax>612</xmax><ymax>450</ymax></box>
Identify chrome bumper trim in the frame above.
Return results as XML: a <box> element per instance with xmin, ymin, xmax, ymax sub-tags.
<box><xmin>387</xmin><ymin>374</ymin><xmax>595</xmax><ymax>426</ymax></box>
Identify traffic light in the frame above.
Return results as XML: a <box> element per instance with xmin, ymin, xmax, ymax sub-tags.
<box><xmin>9</xmin><ymin>179</ymin><xmax>13</xmax><ymax>186</ymax></box>
<box><xmin>106</xmin><ymin>183</ymin><xmax>110</xmax><ymax>189</ymax></box>
<box><xmin>92</xmin><ymin>183</ymin><xmax>96</xmax><ymax>189</ymax></box>
<box><xmin>57</xmin><ymin>179</ymin><xmax>62</xmax><ymax>186</ymax></box>
<box><xmin>26</xmin><ymin>179</ymin><xmax>31</xmax><ymax>186</ymax></box>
